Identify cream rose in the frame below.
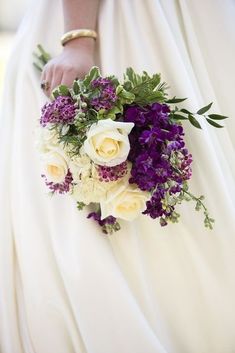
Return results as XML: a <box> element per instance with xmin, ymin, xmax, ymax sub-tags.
<box><xmin>100</xmin><ymin>184</ymin><xmax>150</xmax><ymax>221</ymax></box>
<box><xmin>83</xmin><ymin>118</ymin><xmax>134</xmax><ymax>167</ymax></box>
<box><xmin>42</xmin><ymin>150</ymin><xmax>68</xmax><ymax>183</ymax></box>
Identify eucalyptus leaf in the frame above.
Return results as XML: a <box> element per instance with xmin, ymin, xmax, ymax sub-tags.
<box><xmin>197</xmin><ymin>102</ymin><xmax>213</xmax><ymax>115</ymax></box>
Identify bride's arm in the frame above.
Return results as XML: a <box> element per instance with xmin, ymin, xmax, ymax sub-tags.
<box><xmin>41</xmin><ymin>0</ymin><xmax>100</xmax><ymax>97</ymax></box>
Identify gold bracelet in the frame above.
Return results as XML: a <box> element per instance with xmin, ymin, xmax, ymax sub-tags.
<box><xmin>61</xmin><ymin>29</ymin><xmax>97</xmax><ymax>46</ymax></box>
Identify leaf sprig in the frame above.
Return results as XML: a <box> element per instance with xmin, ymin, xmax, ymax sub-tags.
<box><xmin>169</xmin><ymin>101</ymin><xmax>228</xmax><ymax>129</ymax></box>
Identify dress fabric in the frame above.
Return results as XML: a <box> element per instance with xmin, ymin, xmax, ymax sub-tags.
<box><xmin>0</xmin><ymin>0</ymin><xmax>235</xmax><ymax>352</ymax></box>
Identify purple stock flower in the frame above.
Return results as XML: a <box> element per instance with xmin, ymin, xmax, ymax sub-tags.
<box><xmin>40</xmin><ymin>96</ymin><xmax>76</xmax><ymax>127</ymax></box>
<box><xmin>123</xmin><ymin>102</ymin><xmax>193</xmax><ymax>223</ymax></box>
<box><xmin>87</xmin><ymin>211</ymin><xmax>118</xmax><ymax>234</ymax></box>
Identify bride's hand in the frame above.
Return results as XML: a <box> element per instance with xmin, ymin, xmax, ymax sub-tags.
<box><xmin>41</xmin><ymin>39</ymin><xmax>95</xmax><ymax>97</ymax></box>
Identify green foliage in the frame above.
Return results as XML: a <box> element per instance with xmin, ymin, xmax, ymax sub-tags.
<box><xmin>182</xmin><ymin>188</ymin><xmax>214</xmax><ymax>229</ymax></box>
<box><xmin>166</xmin><ymin>97</ymin><xmax>187</xmax><ymax>104</ymax></box>
<box><xmin>123</xmin><ymin>67</ymin><xmax>168</xmax><ymax>105</ymax></box>
<box><xmin>83</xmin><ymin>66</ymin><xmax>101</xmax><ymax>89</ymax></box>
<box><xmin>77</xmin><ymin>202</ymin><xmax>86</xmax><ymax>210</ymax></box>
<box><xmin>208</xmin><ymin>114</ymin><xmax>228</xmax><ymax>120</ymax></box>
<box><xmin>197</xmin><ymin>102</ymin><xmax>213</xmax><ymax>115</ymax></box>
<box><xmin>206</xmin><ymin>118</ymin><xmax>223</xmax><ymax>128</ymax></box>
<box><xmin>188</xmin><ymin>115</ymin><xmax>202</xmax><ymax>129</ymax></box>
<box><xmin>32</xmin><ymin>44</ymin><xmax>51</xmax><ymax>72</ymax></box>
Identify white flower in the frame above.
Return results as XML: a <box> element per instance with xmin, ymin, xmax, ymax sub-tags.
<box><xmin>69</xmin><ymin>152</ymin><xmax>92</xmax><ymax>183</ymax></box>
<box><xmin>72</xmin><ymin>178</ymin><xmax>110</xmax><ymax>205</ymax></box>
<box><xmin>83</xmin><ymin>118</ymin><xmax>134</xmax><ymax>167</ymax></box>
<box><xmin>34</xmin><ymin>126</ymin><xmax>59</xmax><ymax>154</ymax></box>
<box><xmin>42</xmin><ymin>150</ymin><xmax>68</xmax><ymax>183</ymax></box>
<box><xmin>71</xmin><ymin>160</ymin><xmax>132</xmax><ymax>205</ymax></box>
<box><xmin>100</xmin><ymin>183</ymin><xmax>150</xmax><ymax>221</ymax></box>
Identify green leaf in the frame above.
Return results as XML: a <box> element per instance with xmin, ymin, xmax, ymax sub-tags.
<box><xmin>106</xmin><ymin>106</ymin><xmax>123</xmax><ymax>119</ymax></box>
<box><xmin>180</xmin><ymin>108</ymin><xmax>192</xmax><ymax>114</ymax></box>
<box><xmin>171</xmin><ymin>114</ymin><xmax>188</xmax><ymax>120</ymax></box>
<box><xmin>83</xmin><ymin>66</ymin><xmax>100</xmax><ymax>88</ymax></box>
<box><xmin>188</xmin><ymin>115</ymin><xmax>202</xmax><ymax>129</ymax></box>
<box><xmin>166</xmin><ymin>97</ymin><xmax>187</xmax><ymax>104</ymax></box>
<box><xmin>206</xmin><ymin>118</ymin><xmax>224</xmax><ymax>128</ymax></box>
<box><xmin>52</xmin><ymin>89</ymin><xmax>59</xmax><ymax>99</ymax></box>
<box><xmin>73</xmin><ymin>80</ymin><xmax>80</xmax><ymax>94</ymax></box>
<box><xmin>208</xmin><ymin>114</ymin><xmax>228</xmax><ymax>120</ymax></box>
<box><xmin>58</xmin><ymin>85</ymin><xmax>70</xmax><ymax>96</ymax></box>
<box><xmin>197</xmin><ymin>102</ymin><xmax>213</xmax><ymax>115</ymax></box>
<box><xmin>116</xmin><ymin>85</ymin><xmax>123</xmax><ymax>95</ymax></box>
<box><xmin>119</xmin><ymin>89</ymin><xmax>135</xmax><ymax>103</ymax></box>
<box><xmin>125</xmin><ymin>67</ymin><xmax>142</xmax><ymax>86</ymax></box>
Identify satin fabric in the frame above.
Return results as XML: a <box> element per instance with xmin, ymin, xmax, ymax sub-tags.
<box><xmin>0</xmin><ymin>1</ymin><xmax>235</xmax><ymax>352</ymax></box>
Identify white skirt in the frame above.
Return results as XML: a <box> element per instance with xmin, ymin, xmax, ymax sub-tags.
<box><xmin>0</xmin><ymin>1</ymin><xmax>235</xmax><ymax>352</ymax></box>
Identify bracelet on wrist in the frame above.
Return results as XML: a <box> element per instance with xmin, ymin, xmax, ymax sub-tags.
<box><xmin>61</xmin><ymin>29</ymin><xmax>97</xmax><ymax>46</ymax></box>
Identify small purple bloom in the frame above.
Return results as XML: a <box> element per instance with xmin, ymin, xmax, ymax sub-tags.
<box><xmin>40</xmin><ymin>96</ymin><xmax>76</xmax><ymax>127</ymax></box>
<box><xmin>41</xmin><ymin>170</ymin><xmax>73</xmax><ymax>194</ymax></box>
<box><xmin>90</xmin><ymin>77</ymin><xmax>117</xmax><ymax>111</ymax></box>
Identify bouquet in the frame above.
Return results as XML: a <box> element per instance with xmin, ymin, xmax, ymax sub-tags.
<box><xmin>34</xmin><ymin>46</ymin><xmax>228</xmax><ymax>234</ymax></box>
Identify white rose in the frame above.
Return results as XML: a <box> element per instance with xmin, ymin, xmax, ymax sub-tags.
<box><xmin>83</xmin><ymin>118</ymin><xmax>134</xmax><ymax>167</ymax></box>
<box><xmin>100</xmin><ymin>183</ymin><xmax>150</xmax><ymax>221</ymax></box>
<box><xmin>42</xmin><ymin>150</ymin><xmax>68</xmax><ymax>183</ymax></box>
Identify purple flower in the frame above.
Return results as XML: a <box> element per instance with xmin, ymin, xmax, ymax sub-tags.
<box><xmin>41</xmin><ymin>170</ymin><xmax>73</xmax><ymax>194</ymax></box>
<box><xmin>87</xmin><ymin>211</ymin><xmax>119</xmax><ymax>234</ymax></box>
<box><xmin>40</xmin><ymin>96</ymin><xmax>76</xmax><ymax>127</ymax></box>
<box><xmin>90</xmin><ymin>77</ymin><xmax>117</xmax><ymax>111</ymax></box>
<box><xmin>97</xmin><ymin>161</ymin><xmax>128</xmax><ymax>182</ymax></box>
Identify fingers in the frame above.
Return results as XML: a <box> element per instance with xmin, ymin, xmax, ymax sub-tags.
<box><xmin>41</xmin><ymin>65</ymin><xmax>77</xmax><ymax>97</ymax></box>
<box><xmin>61</xmin><ymin>68</ymin><xmax>78</xmax><ymax>87</ymax></box>
<box><xmin>50</xmin><ymin>68</ymin><xmax>63</xmax><ymax>96</ymax></box>
<box><xmin>41</xmin><ymin>64</ymin><xmax>53</xmax><ymax>98</ymax></box>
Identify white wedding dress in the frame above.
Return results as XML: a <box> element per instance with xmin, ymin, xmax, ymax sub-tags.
<box><xmin>0</xmin><ymin>1</ymin><xmax>235</xmax><ymax>352</ymax></box>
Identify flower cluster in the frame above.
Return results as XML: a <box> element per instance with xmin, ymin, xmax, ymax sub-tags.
<box><xmin>35</xmin><ymin>66</ymin><xmax>219</xmax><ymax>233</ymax></box>
<box><xmin>40</xmin><ymin>96</ymin><xmax>76</xmax><ymax>127</ymax></box>
<box><xmin>41</xmin><ymin>170</ymin><xmax>73</xmax><ymax>194</ymax></box>
<box><xmin>90</xmin><ymin>77</ymin><xmax>117</xmax><ymax>110</ymax></box>
<box><xmin>87</xmin><ymin>212</ymin><xmax>120</xmax><ymax>234</ymax></box>
<box><xmin>123</xmin><ymin>102</ymin><xmax>193</xmax><ymax>225</ymax></box>
<box><xmin>97</xmin><ymin>161</ymin><xmax>128</xmax><ymax>182</ymax></box>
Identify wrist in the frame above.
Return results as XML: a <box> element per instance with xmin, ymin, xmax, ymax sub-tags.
<box><xmin>63</xmin><ymin>37</ymin><xmax>96</xmax><ymax>54</ymax></box>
